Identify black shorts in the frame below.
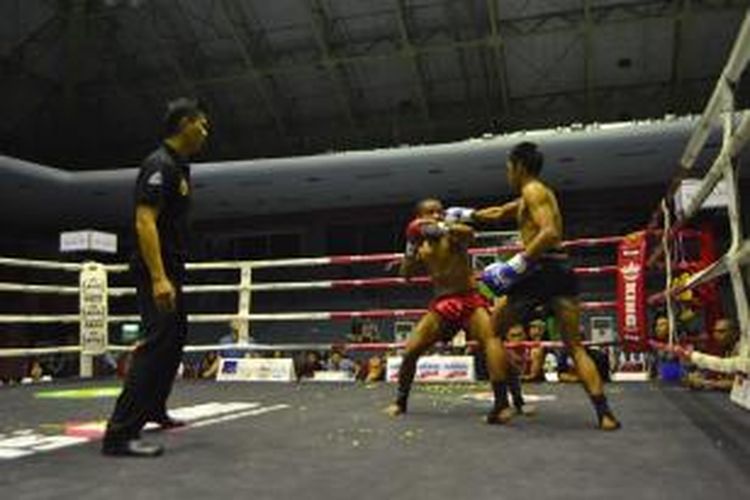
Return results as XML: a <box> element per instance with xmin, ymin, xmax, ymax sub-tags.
<box><xmin>505</xmin><ymin>254</ymin><xmax>578</xmax><ymax>322</ymax></box>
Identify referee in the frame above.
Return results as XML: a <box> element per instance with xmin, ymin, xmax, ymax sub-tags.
<box><xmin>102</xmin><ymin>98</ymin><xmax>209</xmax><ymax>457</ymax></box>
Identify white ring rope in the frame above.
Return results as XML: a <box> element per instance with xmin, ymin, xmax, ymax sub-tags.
<box><xmin>0</xmin><ymin>230</ymin><xmax>633</xmax><ymax>363</ymax></box>
<box><xmin>0</xmin><ymin>256</ymin><xmax>81</xmax><ymax>272</ymax></box>
<box><xmin>0</xmin><ymin>282</ymin><xmax>80</xmax><ymax>295</ymax></box>
<box><xmin>0</xmin><ymin>346</ymin><xmax>81</xmax><ymax>358</ymax></box>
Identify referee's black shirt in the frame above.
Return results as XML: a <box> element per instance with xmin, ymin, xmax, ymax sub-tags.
<box><xmin>132</xmin><ymin>143</ymin><xmax>192</xmax><ymax>273</ymax></box>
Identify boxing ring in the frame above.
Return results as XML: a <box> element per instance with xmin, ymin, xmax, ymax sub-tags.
<box><xmin>1</xmin><ymin>196</ymin><xmax>749</xmax><ymax>500</ymax></box>
<box><xmin>1</xmin><ymin>10</ymin><xmax>750</xmax><ymax>500</ymax></box>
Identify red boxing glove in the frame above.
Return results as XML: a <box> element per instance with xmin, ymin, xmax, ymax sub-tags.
<box><xmin>405</xmin><ymin>218</ymin><xmax>426</xmax><ymax>242</ymax></box>
<box><xmin>404</xmin><ymin>219</ymin><xmax>425</xmax><ymax>259</ymax></box>
<box><xmin>406</xmin><ymin>218</ymin><xmax>447</xmax><ymax>241</ymax></box>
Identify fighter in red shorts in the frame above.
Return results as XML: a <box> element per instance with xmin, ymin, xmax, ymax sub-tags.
<box><xmin>386</xmin><ymin>198</ymin><xmax>514</xmax><ymax>424</ymax></box>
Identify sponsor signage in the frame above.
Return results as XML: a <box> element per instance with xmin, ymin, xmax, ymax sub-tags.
<box><xmin>79</xmin><ymin>262</ymin><xmax>108</xmax><ymax>356</ymax></box>
<box><xmin>217</xmin><ymin>358</ymin><xmax>296</xmax><ymax>382</ymax></box>
<box><xmin>386</xmin><ymin>355</ymin><xmax>475</xmax><ymax>383</ymax></box>
<box><xmin>616</xmin><ymin>232</ymin><xmax>647</xmax><ymax>350</ymax></box>
<box><xmin>0</xmin><ymin>401</ymin><xmax>288</xmax><ymax>461</ymax></box>
<box><xmin>60</xmin><ymin>230</ymin><xmax>117</xmax><ymax>254</ymax></box>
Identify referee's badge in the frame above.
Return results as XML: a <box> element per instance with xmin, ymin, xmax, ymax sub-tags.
<box><xmin>179</xmin><ymin>178</ymin><xmax>189</xmax><ymax>196</ymax></box>
<box><xmin>146</xmin><ymin>171</ymin><xmax>162</xmax><ymax>186</ymax></box>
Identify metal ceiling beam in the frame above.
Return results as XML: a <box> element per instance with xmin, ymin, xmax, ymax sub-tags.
<box><xmin>393</xmin><ymin>0</ymin><xmax>432</xmax><ymax>129</ymax></box>
<box><xmin>115</xmin><ymin>0</ymin><xmax>742</xmax><ymax>95</ymax></box>
<box><xmin>246</xmin><ymin>77</ymin><xmax>716</xmax><ymax>156</ymax></box>
<box><xmin>221</xmin><ymin>0</ymin><xmax>288</xmax><ymax>142</ymax></box>
<box><xmin>63</xmin><ymin>0</ymin><xmax>86</xmax><ymax>118</ymax></box>
<box><xmin>97</xmin><ymin>15</ymin><xmax>165</xmax><ymax>127</ymax></box>
<box><xmin>669</xmin><ymin>0</ymin><xmax>692</xmax><ymax>112</ymax></box>
<box><xmin>443</xmin><ymin>0</ymin><xmax>474</xmax><ymax>108</ymax></box>
<box><xmin>219</xmin><ymin>0</ymin><xmax>290</xmax><ymax>142</ymax></box>
<box><xmin>486</xmin><ymin>0</ymin><xmax>511</xmax><ymax>118</ymax></box>
<box><xmin>582</xmin><ymin>0</ymin><xmax>594</xmax><ymax>121</ymax></box>
<box><xmin>500</xmin><ymin>0</ymin><xmax>673</xmax><ymax>36</ymax></box>
<box><xmin>510</xmin><ymin>76</ymin><xmax>714</xmax><ymax>117</ymax></box>
<box><xmin>169</xmin><ymin>1</ymin><xmax>249</xmax><ymax>158</ymax></box>
<box><xmin>1</xmin><ymin>8</ymin><xmax>63</xmax><ymax>139</ymax></box>
<box><xmin>306</xmin><ymin>0</ymin><xmax>357</xmax><ymax>128</ymax></box>
<box><xmin>139</xmin><ymin>1</ymin><xmax>195</xmax><ymax>96</ymax></box>
<box><xmin>4</xmin><ymin>9</ymin><xmax>60</xmax><ymax>65</ymax></box>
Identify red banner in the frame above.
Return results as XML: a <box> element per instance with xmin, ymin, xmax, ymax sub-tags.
<box><xmin>617</xmin><ymin>231</ymin><xmax>647</xmax><ymax>351</ymax></box>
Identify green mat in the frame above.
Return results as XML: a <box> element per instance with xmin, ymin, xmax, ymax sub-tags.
<box><xmin>35</xmin><ymin>387</ymin><xmax>122</xmax><ymax>399</ymax></box>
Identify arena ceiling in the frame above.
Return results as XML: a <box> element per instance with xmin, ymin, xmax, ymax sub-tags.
<box><xmin>1</xmin><ymin>0</ymin><xmax>748</xmax><ymax>169</ymax></box>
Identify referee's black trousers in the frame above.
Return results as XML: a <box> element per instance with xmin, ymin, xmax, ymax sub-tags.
<box><xmin>104</xmin><ymin>265</ymin><xmax>187</xmax><ymax>444</ymax></box>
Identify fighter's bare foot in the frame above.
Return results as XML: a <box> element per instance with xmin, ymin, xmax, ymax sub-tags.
<box><xmin>599</xmin><ymin>414</ymin><xmax>621</xmax><ymax>431</ymax></box>
<box><xmin>385</xmin><ymin>403</ymin><xmax>406</xmax><ymax>418</ymax></box>
<box><xmin>485</xmin><ymin>406</ymin><xmax>514</xmax><ymax>425</ymax></box>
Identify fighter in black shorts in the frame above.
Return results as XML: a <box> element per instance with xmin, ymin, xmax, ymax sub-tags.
<box><xmin>444</xmin><ymin>142</ymin><xmax>620</xmax><ymax>430</ymax></box>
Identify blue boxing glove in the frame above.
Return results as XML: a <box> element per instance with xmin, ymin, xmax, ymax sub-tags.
<box><xmin>444</xmin><ymin>206</ymin><xmax>475</xmax><ymax>224</ymax></box>
<box><xmin>480</xmin><ymin>254</ymin><xmax>529</xmax><ymax>295</ymax></box>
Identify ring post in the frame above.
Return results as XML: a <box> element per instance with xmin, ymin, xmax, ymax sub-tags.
<box><xmin>237</xmin><ymin>262</ymin><xmax>252</xmax><ymax>343</ymax></box>
<box><xmin>79</xmin><ymin>261</ymin><xmax>109</xmax><ymax>378</ymax></box>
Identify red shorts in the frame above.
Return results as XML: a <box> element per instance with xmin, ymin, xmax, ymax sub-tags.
<box><xmin>429</xmin><ymin>290</ymin><xmax>490</xmax><ymax>334</ymax></box>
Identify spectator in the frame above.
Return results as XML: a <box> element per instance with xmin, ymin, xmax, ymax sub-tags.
<box><xmin>29</xmin><ymin>359</ymin><xmax>44</xmax><ymax>382</ymax></box>
<box><xmin>653</xmin><ymin>314</ymin><xmax>670</xmax><ymax>342</ymax></box>
<box><xmin>364</xmin><ymin>355</ymin><xmax>385</xmax><ymax>383</ymax></box>
<box><xmin>348</xmin><ymin>318</ymin><xmax>363</xmax><ymax>343</ymax></box>
<box><xmin>325</xmin><ymin>349</ymin><xmax>356</xmax><ymax>375</ymax></box>
<box><xmin>505</xmin><ymin>322</ymin><xmax>528</xmax><ymax>377</ymax></box>
<box><xmin>684</xmin><ymin>318</ymin><xmax>739</xmax><ymax>391</ymax></box>
<box><xmin>506</xmin><ymin>323</ymin><xmax>526</xmax><ymax>343</ymax></box>
<box><xmin>360</xmin><ymin>320</ymin><xmax>380</xmax><ymax>343</ymax></box>
<box><xmin>649</xmin><ymin>313</ymin><xmax>673</xmax><ymax>379</ymax></box>
<box><xmin>352</xmin><ymin>359</ymin><xmax>367</xmax><ymax>380</ymax></box>
<box><xmin>673</xmin><ymin>273</ymin><xmax>703</xmax><ymax>337</ymax></box>
<box><xmin>297</xmin><ymin>351</ymin><xmax>323</xmax><ymax>379</ymax></box>
<box><xmin>524</xmin><ymin>319</ymin><xmax>547</xmax><ymax>382</ymax></box>
<box><xmin>501</xmin><ymin>323</ymin><xmax>533</xmax><ymax>413</ymax></box>
<box><xmin>219</xmin><ymin>319</ymin><xmax>247</xmax><ymax>359</ymax></box>
<box><xmin>199</xmin><ymin>352</ymin><xmax>221</xmax><ymax>379</ymax></box>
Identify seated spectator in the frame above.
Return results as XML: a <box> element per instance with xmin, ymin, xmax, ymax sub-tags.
<box><xmin>649</xmin><ymin>312</ymin><xmax>673</xmax><ymax>378</ymax></box>
<box><xmin>364</xmin><ymin>355</ymin><xmax>385</xmax><ymax>383</ymax></box>
<box><xmin>505</xmin><ymin>323</ymin><xmax>528</xmax><ymax>376</ymax></box>
<box><xmin>348</xmin><ymin>318</ymin><xmax>363</xmax><ymax>343</ymax></box>
<box><xmin>360</xmin><ymin>320</ymin><xmax>380</xmax><ymax>343</ymax></box>
<box><xmin>506</xmin><ymin>323</ymin><xmax>526</xmax><ymax>343</ymax></box>
<box><xmin>325</xmin><ymin>349</ymin><xmax>356</xmax><ymax>375</ymax></box>
<box><xmin>653</xmin><ymin>314</ymin><xmax>670</xmax><ymax>342</ymax></box>
<box><xmin>673</xmin><ymin>273</ymin><xmax>703</xmax><ymax>337</ymax></box>
<box><xmin>524</xmin><ymin>319</ymin><xmax>547</xmax><ymax>382</ymax></box>
<box><xmin>500</xmin><ymin>323</ymin><xmax>534</xmax><ymax>413</ymax></box>
<box><xmin>219</xmin><ymin>319</ymin><xmax>247</xmax><ymax>359</ymax></box>
<box><xmin>199</xmin><ymin>351</ymin><xmax>221</xmax><ymax>379</ymax></box>
<box><xmin>29</xmin><ymin>359</ymin><xmax>44</xmax><ymax>382</ymax></box>
<box><xmin>352</xmin><ymin>359</ymin><xmax>367</xmax><ymax>381</ymax></box>
<box><xmin>683</xmin><ymin>318</ymin><xmax>739</xmax><ymax>391</ymax></box>
<box><xmin>297</xmin><ymin>351</ymin><xmax>323</xmax><ymax>379</ymax></box>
